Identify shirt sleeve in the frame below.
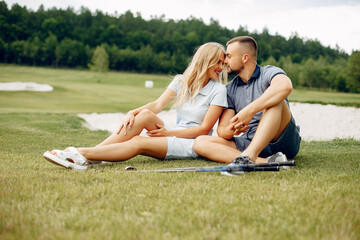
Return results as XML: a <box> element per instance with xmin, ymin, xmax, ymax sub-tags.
<box><xmin>261</xmin><ymin>65</ymin><xmax>286</xmax><ymax>90</ymax></box>
<box><xmin>168</xmin><ymin>75</ymin><xmax>182</xmax><ymax>94</ymax></box>
<box><xmin>210</xmin><ymin>84</ymin><xmax>228</xmax><ymax>108</ymax></box>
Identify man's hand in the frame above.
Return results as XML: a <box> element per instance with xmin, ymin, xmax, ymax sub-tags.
<box><xmin>117</xmin><ymin>112</ymin><xmax>135</xmax><ymax>135</ymax></box>
<box><xmin>147</xmin><ymin>123</ymin><xmax>168</xmax><ymax>137</ymax></box>
<box><xmin>229</xmin><ymin>107</ymin><xmax>253</xmax><ymax>134</ymax></box>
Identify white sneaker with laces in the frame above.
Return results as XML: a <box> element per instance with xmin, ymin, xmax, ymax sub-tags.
<box><xmin>266</xmin><ymin>152</ymin><xmax>290</xmax><ymax>170</ymax></box>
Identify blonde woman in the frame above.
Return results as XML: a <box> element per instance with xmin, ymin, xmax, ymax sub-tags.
<box><xmin>44</xmin><ymin>42</ymin><xmax>228</xmax><ymax>170</ymax></box>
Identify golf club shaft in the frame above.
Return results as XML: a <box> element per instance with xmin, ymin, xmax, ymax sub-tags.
<box><xmin>139</xmin><ymin>160</ymin><xmax>295</xmax><ymax>173</ymax></box>
<box><xmin>139</xmin><ymin>166</ymin><xmax>280</xmax><ymax>173</ymax></box>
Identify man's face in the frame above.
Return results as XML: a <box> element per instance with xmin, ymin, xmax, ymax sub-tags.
<box><xmin>224</xmin><ymin>42</ymin><xmax>244</xmax><ymax>76</ymax></box>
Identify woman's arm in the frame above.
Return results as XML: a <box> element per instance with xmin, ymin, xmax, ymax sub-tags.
<box><xmin>147</xmin><ymin>105</ymin><xmax>224</xmax><ymax>139</ymax></box>
<box><xmin>216</xmin><ymin>109</ymin><xmax>250</xmax><ymax>139</ymax></box>
<box><xmin>118</xmin><ymin>88</ymin><xmax>176</xmax><ymax>134</ymax></box>
<box><xmin>130</xmin><ymin>88</ymin><xmax>176</xmax><ymax>116</ymax></box>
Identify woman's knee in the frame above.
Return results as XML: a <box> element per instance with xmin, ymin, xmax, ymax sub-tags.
<box><xmin>194</xmin><ymin>135</ymin><xmax>214</xmax><ymax>154</ymax></box>
<box><xmin>129</xmin><ymin>135</ymin><xmax>146</xmax><ymax>152</ymax></box>
<box><xmin>136</xmin><ymin>109</ymin><xmax>158</xmax><ymax>125</ymax></box>
<box><xmin>137</xmin><ymin>109</ymin><xmax>155</xmax><ymax>119</ymax></box>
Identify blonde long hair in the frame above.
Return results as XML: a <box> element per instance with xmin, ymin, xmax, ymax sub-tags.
<box><xmin>175</xmin><ymin>42</ymin><xmax>227</xmax><ymax>108</ymax></box>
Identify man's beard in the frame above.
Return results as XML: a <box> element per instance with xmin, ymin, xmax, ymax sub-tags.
<box><xmin>228</xmin><ymin>65</ymin><xmax>244</xmax><ymax>76</ymax></box>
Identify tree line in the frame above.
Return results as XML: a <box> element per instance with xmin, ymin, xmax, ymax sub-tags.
<box><xmin>0</xmin><ymin>1</ymin><xmax>359</xmax><ymax>92</ymax></box>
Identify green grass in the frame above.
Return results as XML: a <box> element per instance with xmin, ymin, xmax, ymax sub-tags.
<box><xmin>0</xmin><ymin>64</ymin><xmax>172</xmax><ymax>113</ymax></box>
<box><xmin>1</xmin><ymin>65</ymin><xmax>360</xmax><ymax>239</ymax></box>
<box><xmin>289</xmin><ymin>89</ymin><xmax>360</xmax><ymax>107</ymax></box>
<box><xmin>1</xmin><ymin>64</ymin><xmax>360</xmax><ymax>113</ymax></box>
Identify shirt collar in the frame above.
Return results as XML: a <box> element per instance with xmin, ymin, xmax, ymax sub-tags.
<box><xmin>199</xmin><ymin>79</ymin><xmax>216</xmax><ymax>95</ymax></box>
<box><xmin>236</xmin><ymin>64</ymin><xmax>260</xmax><ymax>85</ymax></box>
<box><xmin>251</xmin><ymin>64</ymin><xmax>261</xmax><ymax>79</ymax></box>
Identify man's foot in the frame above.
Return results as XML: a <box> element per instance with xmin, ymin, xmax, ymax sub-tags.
<box><xmin>266</xmin><ymin>152</ymin><xmax>290</xmax><ymax>170</ymax></box>
<box><xmin>230</xmin><ymin>154</ymin><xmax>255</xmax><ymax>165</ymax></box>
<box><xmin>221</xmin><ymin>154</ymin><xmax>255</xmax><ymax>177</ymax></box>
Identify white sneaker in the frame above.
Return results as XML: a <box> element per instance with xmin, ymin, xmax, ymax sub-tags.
<box><xmin>266</xmin><ymin>152</ymin><xmax>290</xmax><ymax>170</ymax></box>
<box><xmin>43</xmin><ymin>150</ymin><xmax>89</xmax><ymax>170</ymax></box>
<box><xmin>66</xmin><ymin>147</ymin><xmax>106</xmax><ymax>167</ymax></box>
<box><xmin>221</xmin><ymin>171</ymin><xmax>245</xmax><ymax>176</ymax></box>
<box><xmin>43</xmin><ymin>147</ymin><xmax>104</xmax><ymax>170</ymax></box>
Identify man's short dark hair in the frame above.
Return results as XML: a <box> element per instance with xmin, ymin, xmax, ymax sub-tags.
<box><xmin>227</xmin><ymin>36</ymin><xmax>258</xmax><ymax>58</ymax></box>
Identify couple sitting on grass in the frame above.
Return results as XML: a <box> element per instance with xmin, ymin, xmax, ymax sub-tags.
<box><xmin>44</xmin><ymin>36</ymin><xmax>301</xmax><ymax>176</ymax></box>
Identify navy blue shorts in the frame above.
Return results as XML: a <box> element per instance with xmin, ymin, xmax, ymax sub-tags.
<box><xmin>233</xmin><ymin>116</ymin><xmax>301</xmax><ymax>159</ymax></box>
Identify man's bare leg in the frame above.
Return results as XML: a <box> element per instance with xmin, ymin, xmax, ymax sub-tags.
<box><xmin>242</xmin><ymin>100</ymin><xmax>291</xmax><ymax>163</ymax></box>
<box><xmin>193</xmin><ymin>135</ymin><xmax>266</xmax><ymax>163</ymax></box>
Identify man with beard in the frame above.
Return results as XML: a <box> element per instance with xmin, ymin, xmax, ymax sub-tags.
<box><xmin>194</xmin><ymin>36</ymin><xmax>301</xmax><ymax>172</ymax></box>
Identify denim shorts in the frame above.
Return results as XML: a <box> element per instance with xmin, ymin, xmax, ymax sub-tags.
<box><xmin>233</xmin><ymin>116</ymin><xmax>301</xmax><ymax>159</ymax></box>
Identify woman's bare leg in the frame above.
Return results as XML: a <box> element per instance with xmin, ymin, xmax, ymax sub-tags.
<box><xmin>79</xmin><ymin>136</ymin><xmax>168</xmax><ymax>161</ymax></box>
<box><xmin>97</xmin><ymin>109</ymin><xmax>164</xmax><ymax>147</ymax></box>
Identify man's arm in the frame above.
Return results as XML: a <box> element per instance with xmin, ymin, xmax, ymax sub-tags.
<box><xmin>230</xmin><ymin>74</ymin><xmax>292</xmax><ymax>128</ymax></box>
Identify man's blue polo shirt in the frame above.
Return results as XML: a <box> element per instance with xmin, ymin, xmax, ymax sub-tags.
<box><xmin>226</xmin><ymin>64</ymin><xmax>286</xmax><ymax>128</ymax></box>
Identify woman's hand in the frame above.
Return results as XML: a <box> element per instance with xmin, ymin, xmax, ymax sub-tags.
<box><xmin>147</xmin><ymin>123</ymin><xmax>168</xmax><ymax>137</ymax></box>
<box><xmin>117</xmin><ymin>112</ymin><xmax>135</xmax><ymax>135</ymax></box>
<box><xmin>229</xmin><ymin>121</ymin><xmax>250</xmax><ymax>135</ymax></box>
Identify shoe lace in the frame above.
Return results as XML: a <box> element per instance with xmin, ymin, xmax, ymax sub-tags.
<box><xmin>231</xmin><ymin>155</ymin><xmax>254</xmax><ymax>165</ymax></box>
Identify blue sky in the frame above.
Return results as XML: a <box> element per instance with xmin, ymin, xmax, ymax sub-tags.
<box><xmin>4</xmin><ymin>0</ymin><xmax>360</xmax><ymax>54</ymax></box>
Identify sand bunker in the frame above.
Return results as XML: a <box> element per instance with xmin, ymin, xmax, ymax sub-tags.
<box><xmin>3</xmin><ymin>81</ymin><xmax>358</xmax><ymax>141</ymax></box>
<box><xmin>0</xmin><ymin>82</ymin><xmax>53</xmax><ymax>92</ymax></box>
<box><xmin>78</xmin><ymin>103</ymin><xmax>360</xmax><ymax>141</ymax></box>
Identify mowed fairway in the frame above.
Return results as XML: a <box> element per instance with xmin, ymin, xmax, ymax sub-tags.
<box><xmin>0</xmin><ymin>65</ymin><xmax>359</xmax><ymax>239</ymax></box>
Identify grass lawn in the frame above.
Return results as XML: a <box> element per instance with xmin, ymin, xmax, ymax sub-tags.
<box><xmin>1</xmin><ymin>65</ymin><xmax>359</xmax><ymax>239</ymax></box>
<box><xmin>289</xmin><ymin>89</ymin><xmax>360</xmax><ymax>107</ymax></box>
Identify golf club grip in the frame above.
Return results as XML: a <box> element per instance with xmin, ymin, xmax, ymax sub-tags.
<box><xmin>248</xmin><ymin>160</ymin><xmax>295</xmax><ymax>168</ymax></box>
<box><xmin>233</xmin><ymin>166</ymin><xmax>280</xmax><ymax>172</ymax></box>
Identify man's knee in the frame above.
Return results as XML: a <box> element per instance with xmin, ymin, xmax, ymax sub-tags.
<box><xmin>262</xmin><ymin>101</ymin><xmax>291</xmax><ymax>125</ymax></box>
<box><xmin>263</xmin><ymin>100</ymin><xmax>285</xmax><ymax>114</ymax></box>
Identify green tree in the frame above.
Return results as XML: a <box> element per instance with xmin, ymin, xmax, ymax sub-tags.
<box><xmin>43</xmin><ymin>33</ymin><xmax>58</xmax><ymax>66</ymax></box>
<box><xmin>0</xmin><ymin>38</ymin><xmax>6</xmax><ymax>62</ymax></box>
<box><xmin>346</xmin><ymin>51</ymin><xmax>360</xmax><ymax>93</ymax></box>
<box><xmin>300</xmin><ymin>58</ymin><xmax>316</xmax><ymax>89</ymax></box>
<box><xmin>0</xmin><ymin>2</ymin><xmax>353</xmax><ymax>91</ymax></box>
<box><xmin>88</xmin><ymin>45</ymin><xmax>109</xmax><ymax>83</ymax></box>
<box><xmin>29</xmin><ymin>37</ymin><xmax>41</xmax><ymax>65</ymax></box>
<box><xmin>261</xmin><ymin>56</ymin><xmax>277</xmax><ymax>66</ymax></box>
<box><xmin>279</xmin><ymin>56</ymin><xmax>300</xmax><ymax>87</ymax></box>
<box><xmin>56</xmin><ymin>38</ymin><xmax>87</xmax><ymax>67</ymax></box>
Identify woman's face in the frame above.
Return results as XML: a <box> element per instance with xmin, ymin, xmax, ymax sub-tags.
<box><xmin>207</xmin><ymin>52</ymin><xmax>225</xmax><ymax>81</ymax></box>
